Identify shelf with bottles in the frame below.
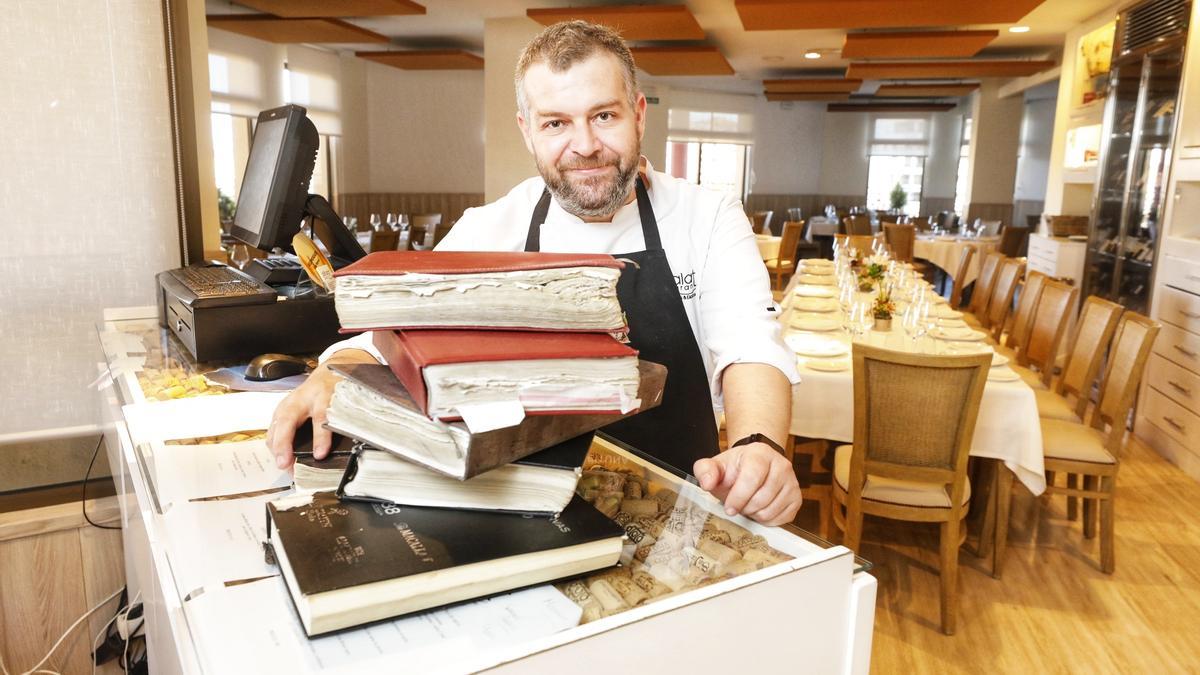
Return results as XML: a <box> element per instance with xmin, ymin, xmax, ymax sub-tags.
<box><xmin>1064</xmin><ymin>124</ymin><xmax>1101</xmax><ymax>181</ymax></box>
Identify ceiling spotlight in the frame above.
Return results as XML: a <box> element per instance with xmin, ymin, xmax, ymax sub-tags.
<box><xmin>1008</xmin><ymin>25</ymin><xmax>1031</xmax><ymax>33</ymax></box>
<box><xmin>804</xmin><ymin>51</ymin><xmax>822</xmax><ymax>59</ymax></box>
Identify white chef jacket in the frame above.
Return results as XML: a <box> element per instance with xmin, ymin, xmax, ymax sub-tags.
<box><xmin>322</xmin><ymin>161</ymin><xmax>801</xmax><ymax>412</ymax></box>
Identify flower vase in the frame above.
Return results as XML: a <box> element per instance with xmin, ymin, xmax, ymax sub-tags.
<box><xmin>874</xmin><ymin>318</ymin><xmax>892</xmax><ymax>332</ymax></box>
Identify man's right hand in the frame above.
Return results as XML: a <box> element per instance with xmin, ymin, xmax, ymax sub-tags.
<box><xmin>266</xmin><ymin>349</ymin><xmax>377</xmax><ymax>470</ymax></box>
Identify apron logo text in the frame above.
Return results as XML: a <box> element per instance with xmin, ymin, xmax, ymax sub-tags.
<box><xmin>674</xmin><ymin>270</ymin><xmax>697</xmax><ymax>300</ymax></box>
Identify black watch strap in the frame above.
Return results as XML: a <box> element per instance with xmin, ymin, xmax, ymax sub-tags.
<box><xmin>730</xmin><ymin>433</ymin><xmax>785</xmax><ymax>455</ymax></box>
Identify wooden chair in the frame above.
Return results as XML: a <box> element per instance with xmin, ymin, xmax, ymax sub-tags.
<box><xmin>369</xmin><ymin>229</ymin><xmax>399</xmax><ymax>252</ymax></box>
<box><xmin>750</xmin><ymin>210</ymin><xmax>774</xmax><ymax>235</ymax></box>
<box><xmin>966</xmin><ymin>252</ymin><xmax>1004</xmax><ymax>320</ymax></box>
<box><xmin>883</xmin><ymin>223</ymin><xmax>915</xmax><ymax>262</ymax></box>
<box><xmin>999</xmin><ymin>225</ymin><xmax>1030</xmax><ymax>258</ymax></box>
<box><xmin>995</xmin><ymin>313</ymin><xmax>1161</xmax><ymax>576</ymax></box>
<box><xmin>1009</xmin><ymin>280</ymin><xmax>1079</xmax><ymax>389</ymax></box>
<box><xmin>766</xmin><ymin>220</ymin><xmax>805</xmax><ymax>290</ymax></box>
<box><xmin>948</xmin><ymin>247</ymin><xmax>975</xmax><ymax>309</ymax></box>
<box><xmin>844</xmin><ymin>214</ymin><xmax>874</xmax><ymax>236</ymax></box>
<box><xmin>847</xmin><ymin>234</ymin><xmax>878</xmax><ymax>255</ymax></box>
<box><xmin>975</xmin><ymin>258</ymin><xmax>1023</xmax><ymax>338</ymax></box>
<box><xmin>832</xmin><ymin>344</ymin><xmax>991</xmax><ymax>635</ymax></box>
<box><xmin>998</xmin><ymin>271</ymin><xmax>1047</xmax><ymax>354</ymax></box>
<box><xmin>1032</xmin><ymin>296</ymin><xmax>1124</xmax><ymax>421</ymax></box>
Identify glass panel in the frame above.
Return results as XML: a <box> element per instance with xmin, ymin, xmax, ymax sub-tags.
<box><xmin>872</xmin><ymin>117</ymin><xmax>929</xmax><ymax>141</ymax></box>
<box><xmin>697</xmin><ymin>142</ymin><xmax>746</xmax><ymax>200</ymax></box>
<box><xmin>867</xmin><ymin>155</ymin><xmax>924</xmax><ymax>217</ymax></box>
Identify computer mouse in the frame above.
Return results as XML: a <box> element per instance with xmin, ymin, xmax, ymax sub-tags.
<box><xmin>245</xmin><ymin>353</ymin><xmax>312</xmax><ymax>381</ymax></box>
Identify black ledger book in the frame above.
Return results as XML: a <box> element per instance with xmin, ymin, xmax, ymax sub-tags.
<box><xmin>265</xmin><ymin>491</ymin><xmax>624</xmax><ymax>636</ymax></box>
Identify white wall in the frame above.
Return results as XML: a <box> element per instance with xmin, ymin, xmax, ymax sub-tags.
<box><xmin>364</xmin><ymin>64</ymin><xmax>485</xmax><ymax>193</ymax></box>
<box><xmin>1</xmin><ymin>0</ymin><xmax>179</xmax><ymax>438</ymax></box>
<box><xmin>968</xmin><ymin>81</ymin><xmax>1025</xmax><ymax>205</ymax></box>
<box><xmin>1014</xmin><ymin>96</ymin><xmax>1058</xmax><ymax>201</ymax></box>
<box><xmin>484</xmin><ymin>16</ymin><xmax>544</xmax><ymax>201</ymax></box>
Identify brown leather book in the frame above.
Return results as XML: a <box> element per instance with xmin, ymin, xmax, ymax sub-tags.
<box><xmin>332</xmin><ymin>251</ymin><xmax>628</xmax><ymax>333</ymax></box>
<box><xmin>373</xmin><ymin>329</ymin><xmax>640</xmax><ymax>421</ymax></box>
<box><xmin>324</xmin><ymin>362</ymin><xmax>667</xmax><ymax>480</ymax></box>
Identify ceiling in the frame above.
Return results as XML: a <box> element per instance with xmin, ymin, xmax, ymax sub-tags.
<box><xmin>205</xmin><ymin>0</ymin><xmax>1117</xmax><ymax>97</ymax></box>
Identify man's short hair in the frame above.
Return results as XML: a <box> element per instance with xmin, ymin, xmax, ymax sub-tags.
<box><xmin>514</xmin><ymin>20</ymin><xmax>639</xmax><ymax>118</ymax></box>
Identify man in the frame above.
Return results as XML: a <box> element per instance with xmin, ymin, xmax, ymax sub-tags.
<box><xmin>268</xmin><ymin>21</ymin><xmax>803</xmax><ymax>526</ymax></box>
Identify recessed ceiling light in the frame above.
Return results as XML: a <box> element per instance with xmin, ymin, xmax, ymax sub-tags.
<box><xmin>804</xmin><ymin>51</ymin><xmax>822</xmax><ymax>60</ymax></box>
<box><xmin>762</xmin><ymin>55</ymin><xmax>784</xmax><ymax>63</ymax></box>
<box><xmin>1009</xmin><ymin>25</ymin><xmax>1031</xmax><ymax>33</ymax></box>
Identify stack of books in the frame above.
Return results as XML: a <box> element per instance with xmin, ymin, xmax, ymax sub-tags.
<box><xmin>270</xmin><ymin>251</ymin><xmax>670</xmax><ymax>636</ymax></box>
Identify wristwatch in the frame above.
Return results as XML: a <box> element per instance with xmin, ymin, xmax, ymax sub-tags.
<box><xmin>730</xmin><ymin>433</ymin><xmax>786</xmax><ymax>456</ymax></box>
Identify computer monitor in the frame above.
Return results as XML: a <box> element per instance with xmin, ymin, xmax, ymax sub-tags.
<box><xmin>231</xmin><ymin>104</ymin><xmax>319</xmax><ymax>251</ymax></box>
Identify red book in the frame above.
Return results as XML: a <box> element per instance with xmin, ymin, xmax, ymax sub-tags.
<box><xmin>373</xmin><ymin>329</ymin><xmax>641</xmax><ymax>421</ymax></box>
<box><xmin>334</xmin><ymin>251</ymin><xmax>627</xmax><ymax>333</ymax></box>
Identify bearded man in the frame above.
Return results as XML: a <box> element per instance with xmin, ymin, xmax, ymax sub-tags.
<box><xmin>268</xmin><ymin>20</ymin><xmax>803</xmax><ymax>526</ymax></box>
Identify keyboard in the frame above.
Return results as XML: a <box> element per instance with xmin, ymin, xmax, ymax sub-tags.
<box><xmin>245</xmin><ymin>257</ymin><xmax>306</xmax><ymax>285</ymax></box>
<box><xmin>167</xmin><ymin>265</ymin><xmax>277</xmax><ymax>308</ymax></box>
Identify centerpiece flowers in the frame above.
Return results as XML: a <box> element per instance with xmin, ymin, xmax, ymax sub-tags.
<box><xmin>873</xmin><ymin>291</ymin><xmax>896</xmax><ymax>331</ymax></box>
<box><xmin>856</xmin><ymin>254</ymin><xmax>888</xmax><ymax>292</ymax></box>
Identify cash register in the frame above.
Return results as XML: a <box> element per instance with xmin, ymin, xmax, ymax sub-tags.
<box><xmin>157</xmin><ymin>104</ymin><xmax>366</xmax><ymax>361</ymax></box>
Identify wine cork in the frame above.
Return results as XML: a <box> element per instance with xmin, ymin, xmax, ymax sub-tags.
<box><xmin>651</xmin><ymin>487</ymin><xmax>680</xmax><ymax>508</ymax></box>
<box><xmin>742</xmin><ymin>548</ymin><xmax>787</xmax><ymax>567</ymax></box>
<box><xmin>706</xmin><ymin>515</ymin><xmax>753</xmax><ymax>541</ymax></box>
<box><xmin>699</xmin><ymin>527</ymin><xmax>733</xmax><ymax>547</ymax></box>
<box><xmin>623</xmin><ymin>480</ymin><xmax>644</xmax><ymax>500</ymax></box>
<box><xmin>613</xmin><ymin>511</ymin><xmax>634</xmax><ymax>527</ymax></box>
<box><xmin>606</xmin><ymin>575</ymin><xmax>649</xmax><ymax>607</ymax></box>
<box><xmin>682</xmin><ymin>546</ymin><xmax>725</xmax><ymax>578</ymax></box>
<box><xmin>732</xmin><ymin>534</ymin><xmax>771</xmax><ymax>555</ymax></box>
<box><xmin>558</xmin><ymin>580</ymin><xmax>604</xmax><ymax>618</ymax></box>
<box><xmin>618</xmin><ymin>498</ymin><xmax>658</xmax><ymax>517</ymax></box>
<box><xmin>629</xmin><ymin>562</ymin><xmax>673</xmax><ymax>598</ymax></box>
<box><xmin>634</xmin><ymin>515</ymin><xmax>664</xmax><ymax>538</ymax></box>
<box><xmin>646</xmin><ymin>563</ymin><xmax>688</xmax><ymax>592</ymax></box>
<box><xmin>622</xmin><ymin>521</ymin><xmax>656</xmax><ymax>548</ymax></box>
<box><xmin>697</xmin><ymin>538</ymin><xmax>740</xmax><ymax>566</ymax></box>
<box><xmin>587</xmin><ymin>579</ymin><xmax>629</xmax><ymax>612</ymax></box>
<box><xmin>595</xmin><ymin>494</ymin><xmax>622</xmax><ymax>518</ymax></box>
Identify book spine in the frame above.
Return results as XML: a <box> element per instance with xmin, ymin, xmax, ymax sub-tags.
<box><xmin>334</xmin><ymin>444</ymin><xmax>366</xmax><ymax>499</ymax></box>
<box><xmin>372</xmin><ymin>330</ymin><xmax>433</xmax><ymax>417</ymax></box>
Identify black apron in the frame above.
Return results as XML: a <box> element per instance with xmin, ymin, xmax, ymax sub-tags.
<box><xmin>524</xmin><ymin>178</ymin><xmax>719</xmax><ymax>472</ymax></box>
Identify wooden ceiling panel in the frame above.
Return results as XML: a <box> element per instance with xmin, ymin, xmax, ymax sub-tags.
<box><xmin>527</xmin><ymin>5</ymin><xmax>704</xmax><ymax>41</ymax></box>
<box><xmin>207</xmin><ymin>15</ymin><xmax>389</xmax><ymax>43</ymax></box>
<box><xmin>842</xmin><ymin>30</ymin><xmax>998</xmax><ymax>59</ymax></box>
<box><xmin>763</xmin><ymin>78</ymin><xmax>862</xmax><ymax>93</ymax></box>
<box><xmin>235</xmin><ymin>0</ymin><xmax>425</xmax><ymax>17</ymax></box>
<box><xmin>735</xmin><ymin>0</ymin><xmax>1046</xmax><ymax>30</ymax></box>
<box><xmin>828</xmin><ymin>103</ymin><xmax>958</xmax><ymax>112</ymax></box>
<box><xmin>765</xmin><ymin>92</ymin><xmax>851</xmax><ymax>101</ymax></box>
<box><xmin>874</xmin><ymin>83</ymin><xmax>980</xmax><ymax>97</ymax></box>
<box><xmin>356</xmin><ymin>50</ymin><xmax>484</xmax><ymax>70</ymax></box>
<box><xmin>630</xmin><ymin>47</ymin><xmax>733</xmax><ymax>76</ymax></box>
<box><xmin>846</xmin><ymin>60</ymin><xmax>1056</xmax><ymax>79</ymax></box>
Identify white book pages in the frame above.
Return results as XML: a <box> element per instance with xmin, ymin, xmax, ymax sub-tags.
<box><xmin>153</xmin><ymin>439</ymin><xmax>292</xmax><ymax>507</ymax></box>
<box><xmin>122</xmin><ymin>391</ymin><xmax>286</xmax><ymax>444</ymax></box>
<box><xmin>184</xmin><ymin>576</ymin><xmax>582</xmax><ymax>674</ymax></box>
<box><xmin>334</xmin><ymin>266</ymin><xmax>622</xmax><ymax>331</ymax></box>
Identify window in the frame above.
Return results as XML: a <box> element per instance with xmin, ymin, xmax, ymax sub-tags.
<box><xmin>954</xmin><ymin>117</ymin><xmax>973</xmax><ymax>216</ymax></box>
<box><xmin>666</xmin><ymin>108</ymin><xmax>754</xmax><ymax>200</ymax></box>
<box><xmin>865</xmin><ymin>116</ymin><xmax>929</xmax><ymax>216</ymax></box>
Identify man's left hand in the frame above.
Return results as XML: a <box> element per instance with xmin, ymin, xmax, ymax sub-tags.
<box><xmin>694</xmin><ymin>443</ymin><xmax>802</xmax><ymax>526</ymax></box>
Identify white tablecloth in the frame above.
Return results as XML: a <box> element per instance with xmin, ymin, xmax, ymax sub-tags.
<box><xmin>807</xmin><ymin>217</ymin><xmax>839</xmax><ymax>238</ymax></box>
<box><xmin>756</xmin><ymin>234</ymin><xmax>781</xmax><ymax>261</ymax></box>
<box><xmin>780</xmin><ymin>283</ymin><xmax>1045</xmax><ymax>495</ymax></box>
<box><xmin>912</xmin><ymin>236</ymin><xmax>1000</xmax><ymax>286</ymax></box>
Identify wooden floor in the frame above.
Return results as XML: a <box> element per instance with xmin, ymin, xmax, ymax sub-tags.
<box><xmin>791</xmin><ymin>434</ymin><xmax>1200</xmax><ymax>672</ymax></box>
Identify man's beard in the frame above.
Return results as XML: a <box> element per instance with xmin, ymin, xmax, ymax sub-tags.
<box><xmin>537</xmin><ymin>147</ymin><xmax>639</xmax><ymax>219</ymax></box>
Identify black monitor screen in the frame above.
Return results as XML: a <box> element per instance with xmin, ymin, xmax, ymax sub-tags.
<box><xmin>231</xmin><ymin>105</ymin><xmax>318</xmax><ymax>251</ymax></box>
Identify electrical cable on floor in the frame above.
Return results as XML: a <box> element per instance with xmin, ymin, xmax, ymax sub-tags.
<box><xmin>18</xmin><ymin>586</ymin><xmax>123</xmax><ymax>675</ymax></box>
<box><xmin>83</xmin><ymin>435</ymin><xmax>120</xmax><ymax>530</ymax></box>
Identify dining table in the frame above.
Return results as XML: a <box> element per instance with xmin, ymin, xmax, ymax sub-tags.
<box><xmin>779</xmin><ymin>269</ymin><xmax>1046</xmax><ymax>497</ymax></box>
<box><xmin>912</xmin><ymin>234</ymin><xmax>1001</xmax><ymax>287</ymax></box>
<box><xmin>756</xmin><ymin>233</ymin><xmax>782</xmax><ymax>261</ymax></box>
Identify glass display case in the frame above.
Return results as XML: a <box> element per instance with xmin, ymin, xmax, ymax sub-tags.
<box><xmin>1085</xmin><ymin>29</ymin><xmax>1186</xmax><ymax>313</ymax></box>
<box><xmin>95</xmin><ymin>307</ymin><xmax>877</xmax><ymax>674</ymax></box>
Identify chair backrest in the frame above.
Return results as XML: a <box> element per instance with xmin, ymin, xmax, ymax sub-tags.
<box><xmin>777</xmin><ymin>220</ymin><xmax>805</xmax><ymax>261</ymax></box>
<box><xmin>878</xmin><ymin>213</ymin><xmax>902</xmax><ymax>224</ymax></box>
<box><xmin>847</xmin><ymin>234</ymin><xmax>877</xmax><ymax>255</ymax></box>
<box><xmin>1091</xmin><ymin>313</ymin><xmax>1161</xmax><ymax>448</ymax></box>
<box><xmin>1019</xmin><ymin>279</ymin><xmax>1079</xmax><ymax>386</ymax></box>
<box><xmin>949</xmin><ymin>246</ymin><xmax>975</xmax><ymax>309</ymax></box>
<box><xmin>787</xmin><ymin>207</ymin><xmax>803</xmax><ymax>222</ymax></box>
<box><xmin>999</xmin><ymin>225</ymin><xmax>1030</xmax><ymax>257</ymax></box>
<box><xmin>750</xmin><ymin>211</ymin><xmax>773</xmax><ymax>234</ymax></box>
<box><xmin>849</xmin><ymin>344</ymin><xmax>991</xmax><ymax>506</ymax></box>
<box><xmin>369</xmin><ymin>228</ymin><xmax>399</xmax><ymax>252</ymax></box>
<box><xmin>883</xmin><ymin>223</ymin><xmax>916</xmax><ymax>263</ymax></box>
<box><xmin>834</xmin><ymin>233</ymin><xmax>848</xmax><ymax>249</ymax></box>
<box><xmin>968</xmin><ymin>252</ymin><xmax>1005</xmax><ymax>316</ymax></box>
<box><xmin>844</xmin><ymin>214</ymin><xmax>873</xmax><ymax>236</ymax></box>
<box><xmin>1005</xmin><ymin>271</ymin><xmax>1047</xmax><ymax>351</ymax></box>
<box><xmin>980</xmin><ymin>220</ymin><xmax>1003</xmax><ymax>237</ymax></box>
<box><xmin>1057</xmin><ymin>296</ymin><xmax>1124</xmax><ymax>409</ymax></box>
<box><xmin>411</xmin><ymin>213</ymin><xmax>442</xmax><ymax>227</ymax></box>
<box><xmin>985</xmin><ymin>258</ymin><xmax>1024</xmax><ymax>336</ymax></box>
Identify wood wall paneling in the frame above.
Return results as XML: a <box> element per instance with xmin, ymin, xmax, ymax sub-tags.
<box><xmin>355</xmin><ymin>50</ymin><xmax>484</xmax><ymax>70</ymax></box>
<box><xmin>206</xmin><ymin>15</ymin><xmax>390</xmax><ymax>44</ymax></box>
<box><xmin>630</xmin><ymin>46</ymin><xmax>734</xmax><ymax>76</ymax></box>
<box><xmin>842</xmin><ymin>30</ymin><xmax>999</xmax><ymax>59</ymax></box>
<box><xmin>234</xmin><ymin>0</ymin><xmax>426</xmax><ymax>17</ymax></box>
<box><xmin>336</xmin><ymin>193</ymin><xmax>486</xmax><ymax>231</ymax></box>
<box><xmin>764</xmin><ymin>78</ymin><xmax>863</xmax><ymax>93</ymax></box>
<box><xmin>526</xmin><ymin>5</ymin><xmax>705</xmax><ymax>41</ymax></box>
<box><xmin>765</xmin><ymin>92</ymin><xmax>851</xmax><ymax>102</ymax></box>
<box><xmin>875</xmin><ymin>83</ymin><xmax>980</xmax><ymax>97</ymax></box>
<box><xmin>847</xmin><ymin>60</ymin><xmax>1056</xmax><ymax>80</ymax></box>
<box><xmin>966</xmin><ymin>202</ymin><xmax>1015</xmax><ymax>227</ymax></box>
<box><xmin>735</xmin><ymin>0</ymin><xmax>1048</xmax><ymax>30</ymax></box>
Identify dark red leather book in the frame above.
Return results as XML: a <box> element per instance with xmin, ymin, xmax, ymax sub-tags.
<box><xmin>373</xmin><ymin>329</ymin><xmax>639</xmax><ymax>421</ymax></box>
<box><xmin>333</xmin><ymin>250</ymin><xmax>625</xmax><ymax>277</ymax></box>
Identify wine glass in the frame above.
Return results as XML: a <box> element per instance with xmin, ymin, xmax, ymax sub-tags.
<box><xmin>855</xmin><ymin>301</ymin><xmax>875</xmax><ymax>339</ymax></box>
<box><xmin>230</xmin><ymin>243</ymin><xmax>250</xmax><ymax>271</ymax></box>
<box><xmin>386</xmin><ymin>213</ymin><xmax>398</xmax><ymax>231</ymax></box>
<box><xmin>369</xmin><ymin>213</ymin><xmax>382</xmax><ymax>232</ymax></box>
<box><xmin>921</xmin><ymin>304</ymin><xmax>940</xmax><ymax>352</ymax></box>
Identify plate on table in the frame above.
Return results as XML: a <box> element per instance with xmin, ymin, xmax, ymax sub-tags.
<box><xmin>988</xmin><ymin>368</ymin><xmax>1021</xmax><ymax>382</ymax></box>
<box><xmin>803</xmin><ymin>259</ymin><xmax>834</xmax><ymax>267</ymax></box>
<box><xmin>794</xmin><ymin>286</ymin><xmax>837</xmax><ymax>298</ymax></box>
<box><xmin>794</xmin><ymin>297</ymin><xmax>839</xmax><ymax>313</ymax></box>
<box><xmin>805</xmin><ymin>357</ymin><xmax>850</xmax><ymax>372</ymax></box>
<box><xmin>933</xmin><ymin>306</ymin><xmax>962</xmax><ymax>319</ymax></box>
<box><xmin>797</xmin><ymin>274</ymin><xmax>835</xmax><ymax>286</ymax></box>
<box><xmin>937</xmin><ymin>317</ymin><xmax>968</xmax><ymax>328</ymax></box>
<box><xmin>790</xmin><ymin>315</ymin><xmax>841</xmax><ymax>332</ymax></box>
<box><xmin>991</xmin><ymin>352</ymin><xmax>1010</xmax><ymax>367</ymax></box>
<box><xmin>799</xmin><ymin>264</ymin><xmax>834</xmax><ymax>276</ymax></box>
<box><xmin>936</xmin><ymin>235</ymin><xmax>957</xmax><ymax>242</ymax></box>
<box><xmin>786</xmin><ymin>333</ymin><xmax>850</xmax><ymax>358</ymax></box>
<box><xmin>941</xmin><ymin>342</ymin><xmax>993</xmax><ymax>356</ymax></box>
<box><xmin>931</xmin><ymin>326</ymin><xmax>988</xmax><ymax>342</ymax></box>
